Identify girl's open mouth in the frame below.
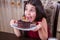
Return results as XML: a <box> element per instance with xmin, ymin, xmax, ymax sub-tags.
<box><xmin>26</xmin><ymin>16</ymin><xmax>32</xmax><ymax>22</ymax></box>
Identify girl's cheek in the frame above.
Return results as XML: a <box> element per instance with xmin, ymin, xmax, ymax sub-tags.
<box><xmin>25</xmin><ymin>11</ymin><xmax>27</xmax><ymax>16</ymax></box>
<box><xmin>31</xmin><ymin>13</ymin><xmax>36</xmax><ymax>17</ymax></box>
<box><xmin>31</xmin><ymin>13</ymin><xmax>36</xmax><ymax>20</ymax></box>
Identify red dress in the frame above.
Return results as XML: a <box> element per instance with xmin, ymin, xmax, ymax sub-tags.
<box><xmin>27</xmin><ymin>31</ymin><xmax>39</xmax><ymax>38</ymax></box>
<box><xmin>26</xmin><ymin>22</ymin><xmax>40</xmax><ymax>38</ymax></box>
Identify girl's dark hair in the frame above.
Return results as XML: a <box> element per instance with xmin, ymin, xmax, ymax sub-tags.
<box><xmin>24</xmin><ymin>0</ymin><xmax>47</xmax><ymax>22</ymax></box>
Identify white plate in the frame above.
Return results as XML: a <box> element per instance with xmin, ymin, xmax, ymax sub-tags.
<box><xmin>48</xmin><ymin>38</ymin><xmax>58</xmax><ymax>40</ymax></box>
<box><xmin>10</xmin><ymin>23</ymin><xmax>36</xmax><ymax>31</ymax></box>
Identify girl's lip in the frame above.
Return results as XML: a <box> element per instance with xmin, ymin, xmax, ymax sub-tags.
<box><xmin>26</xmin><ymin>17</ymin><xmax>32</xmax><ymax>21</ymax></box>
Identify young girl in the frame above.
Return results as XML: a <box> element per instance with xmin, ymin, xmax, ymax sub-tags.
<box><xmin>10</xmin><ymin>0</ymin><xmax>48</xmax><ymax>40</ymax></box>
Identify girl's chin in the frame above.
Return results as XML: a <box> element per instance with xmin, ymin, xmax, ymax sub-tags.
<box><xmin>29</xmin><ymin>20</ymin><xmax>34</xmax><ymax>22</ymax></box>
<box><xmin>28</xmin><ymin>18</ymin><xmax>35</xmax><ymax>22</ymax></box>
<box><xmin>29</xmin><ymin>21</ymin><xmax>33</xmax><ymax>22</ymax></box>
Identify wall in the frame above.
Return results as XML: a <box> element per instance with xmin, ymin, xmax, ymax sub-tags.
<box><xmin>0</xmin><ymin>0</ymin><xmax>23</xmax><ymax>33</ymax></box>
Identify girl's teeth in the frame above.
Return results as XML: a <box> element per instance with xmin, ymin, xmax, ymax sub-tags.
<box><xmin>26</xmin><ymin>16</ymin><xmax>32</xmax><ymax>22</ymax></box>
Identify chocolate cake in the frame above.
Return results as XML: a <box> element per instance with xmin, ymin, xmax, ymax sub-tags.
<box><xmin>18</xmin><ymin>20</ymin><xmax>35</xmax><ymax>29</ymax></box>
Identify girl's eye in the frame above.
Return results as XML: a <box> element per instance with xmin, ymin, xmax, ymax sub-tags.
<box><xmin>30</xmin><ymin>9</ymin><xmax>35</xmax><ymax>12</ymax></box>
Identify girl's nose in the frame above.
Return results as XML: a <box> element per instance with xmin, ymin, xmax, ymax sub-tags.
<box><xmin>27</xmin><ymin>11</ymin><xmax>30</xmax><ymax>15</ymax></box>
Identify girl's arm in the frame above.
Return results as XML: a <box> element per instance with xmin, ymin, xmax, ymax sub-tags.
<box><xmin>13</xmin><ymin>28</ymin><xmax>21</xmax><ymax>37</ymax></box>
<box><xmin>10</xmin><ymin>20</ymin><xmax>21</xmax><ymax>37</ymax></box>
<box><xmin>38</xmin><ymin>18</ymin><xmax>48</xmax><ymax>40</ymax></box>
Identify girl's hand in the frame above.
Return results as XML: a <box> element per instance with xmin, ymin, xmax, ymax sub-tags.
<box><xmin>32</xmin><ymin>22</ymin><xmax>42</xmax><ymax>31</ymax></box>
<box><xmin>10</xmin><ymin>19</ymin><xmax>18</xmax><ymax>26</ymax></box>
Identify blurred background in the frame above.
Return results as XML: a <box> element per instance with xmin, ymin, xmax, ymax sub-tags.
<box><xmin>0</xmin><ymin>0</ymin><xmax>60</xmax><ymax>40</ymax></box>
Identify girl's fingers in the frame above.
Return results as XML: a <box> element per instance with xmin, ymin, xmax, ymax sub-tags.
<box><xmin>14</xmin><ymin>20</ymin><xmax>17</xmax><ymax>23</ymax></box>
<box><xmin>36</xmin><ymin>23</ymin><xmax>42</xmax><ymax>29</ymax></box>
<box><xmin>10</xmin><ymin>19</ymin><xmax>17</xmax><ymax>25</ymax></box>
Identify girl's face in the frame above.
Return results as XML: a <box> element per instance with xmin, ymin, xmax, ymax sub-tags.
<box><xmin>25</xmin><ymin>4</ymin><xmax>36</xmax><ymax>22</ymax></box>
